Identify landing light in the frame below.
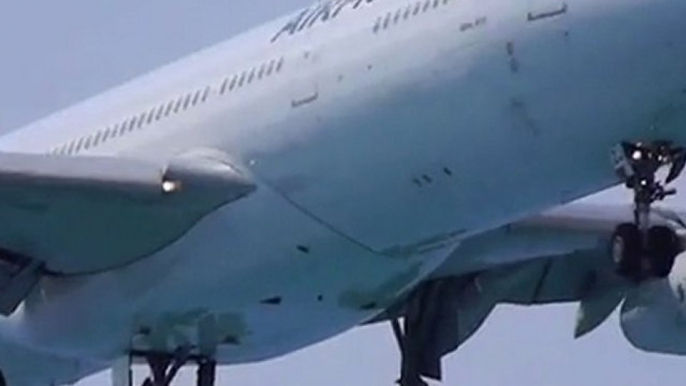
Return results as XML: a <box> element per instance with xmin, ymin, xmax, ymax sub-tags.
<box><xmin>162</xmin><ymin>180</ymin><xmax>181</xmax><ymax>194</ymax></box>
<box><xmin>633</xmin><ymin>150</ymin><xmax>643</xmax><ymax>161</ymax></box>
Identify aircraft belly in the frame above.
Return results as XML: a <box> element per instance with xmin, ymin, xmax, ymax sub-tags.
<box><xmin>10</xmin><ymin>185</ymin><xmax>451</xmax><ymax>363</ymax></box>
<box><xmin>251</xmin><ymin>0</ymin><xmax>686</xmax><ymax>253</ymax></box>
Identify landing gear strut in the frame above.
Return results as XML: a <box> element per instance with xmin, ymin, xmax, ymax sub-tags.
<box><xmin>115</xmin><ymin>349</ymin><xmax>217</xmax><ymax>386</ymax></box>
<box><xmin>611</xmin><ymin>141</ymin><xmax>686</xmax><ymax>281</ymax></box>
<box><xmin>388</xmin><ymin>280</ymin><xmax>465</xmax><ymax>386</ymax></box>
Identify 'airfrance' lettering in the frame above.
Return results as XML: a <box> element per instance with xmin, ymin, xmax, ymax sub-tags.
<box><xmin>272</xmin><ymin>0</ymin><xmax>376</xmax><ymax>43</ymax></box>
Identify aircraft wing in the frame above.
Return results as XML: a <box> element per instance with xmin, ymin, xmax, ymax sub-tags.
<box><xmin>0</xmin><ymin>149</ymin><xmax>255</xmax><ymax>315</ymax></box>
<box><xmin>371</xmin><ymin>200</ymin><xmax>686</xmax><ymax>384</ymax></box>
<box><xmin>436</xmin><ymin>200</ymin><xmax>686</xmax><ymax>275</ymax></box>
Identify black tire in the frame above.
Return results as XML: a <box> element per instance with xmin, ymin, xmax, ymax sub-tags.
<box><xmin>612</xmin><ymin>223</ymin><xmax>643</xmax><ymax>280</ymax></box>
<box><xmin>647</xmin><ymin>225</ymin><xmax>681</xmax><ymax>278</ymax></box>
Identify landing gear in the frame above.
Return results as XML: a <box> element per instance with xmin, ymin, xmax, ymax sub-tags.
<box><xmin>611</xmin><ymin>141</ymin><xmax>686</xmax><ymax>281</ymax></box>
<box><xmin>388</xmin><ymin>280</ymin><xmax>466</xmax><ymax>386</ymax></box>
<box><xmin>115</xmin><ymin>349</ymin><xmax>217</xmax><ymax>386</ymax></box>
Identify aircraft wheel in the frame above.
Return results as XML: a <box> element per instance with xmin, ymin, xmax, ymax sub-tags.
<box><xmin>647</xmin><ymin>225</ymin><xmax>680</xmax><ymax>278</ymax></box>
<box><xmin>612</xmin><ymin>223</ymin><xmax>643</xmax><ymax>281</ymax></box>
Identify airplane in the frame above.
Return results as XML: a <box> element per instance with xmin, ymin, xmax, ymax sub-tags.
<box><xmin>0</xmin><ymin>0</ymin><xmax>685</xmax><ymax>384</ymax></box>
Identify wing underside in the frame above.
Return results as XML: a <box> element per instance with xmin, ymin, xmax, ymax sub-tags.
<box><xmin>0</xmin><ymin>149</ymin><xmax>255</xmax><ymax>315</ymax></box>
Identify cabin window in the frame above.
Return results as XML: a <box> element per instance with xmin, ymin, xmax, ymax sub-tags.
<box><xmin>373</xmin><ymin>17</ymin><xmax>381</xmax><ymax>32</ymax></box>
<box><xmin>135</xmin><ymin>113</ymin><xmax>144</xmax><ymax>128</ymax></box>
<box><xmin>83</xmin><ymin>136</ymin><xmax>92</xmax><ymax>150</ymax></box>
<box><xmin>202</xmin><ymin>87</ymin><xmax>211</xmax><ymax>102</ymax></box>
<box><xmin>122</xmin><ymin>119</ymin><xmax>132</xmax><ymax>134</ymax></box>
<box><xmin>423</xmin><ymin>0</ymin><xmax>431</xmax><ymax>12</ymax></box>
<box><xmin>413</xmin><ymin>2</ymin><xmax>421</xmax><ymax>14</ymax></box>
<box><xmin>276</xmin><ymin>58</ymin><xmax>284</xmax><ymax>72</ymax></box>
<box><xmin>165</xmin><ymin>100</ymin><xmax>175</xmax><ymax>116</ymax></box>
<box><xmin>247</xmin><ymin>68</ymin><xmax>256</xmax><ymax>84</ymax></box>
<box><xmin>403</xmin><ymin>6</ymin><xmax>412</xmax><ymax>19</ymax></box>
<box><xmin>220</xmin><ymin>78</ymin><xmax>229</xmax><ymax>94</ymax></box>
<box><xmin>229</xmin><ymin>76</ymin><xmax>238</xmax><ymax>90</ymax></box>
<box><xmin>266</xmin><ymin>61</ymin><xmax>275</xmax><ymax>76</ymax></box>
<box><xmin>146</xmin><ymin>109</ymin><xmax>156</xmax><ymax>124</ymax></box>
<box><xmin>433</xmin><ymin>0</ymin><xmax>439</xmax><ymax>8</ymax></box>
<box><xmin>238</xmin><ymin>72</ymin><xmax>247</xmax><ymax>87</ymax></box>
<box><xmin>155</xmin><ymin>105</ymin><xmax>165</xmax><ymax>120</ymax></box>
<box><xmin>174</xmin><ymin>97</ymin><xmax>184</xmax><ymax>113</ymax></box>
<box><xmin>382</xmin><ymin>13</ymin><xmax>391</xmax><ymax>29</ymax></box>
<box><xmin>79</xmin><ymin>137</ymin><xmax>87</xmax><ymax>152</ymax></box>
<box><xmin>192</xmin><ymin>90</ymin><xmax>202</xmax><ymax>106</ymax></box>
<box><xmin>183</xmin><ymin>94</ymin><xmax>192</xmax><ymax>109</ymax></box>
<box><xmin>108</xmin><ymin>124</ymin><xmax>118</xmax><ymax>139</ymax></box>
<box><xmin>66</xmin><ymin>142</ymin><xmax>75</xmax><ymax>154</ymax></box>
<box><xmin>258</xmin><ymin>64</ymin><xmax>266</xmax><ymax>79</ymax></box>
<box><xmin>393</xmin><ymin>9</ymin><xmax>402</xmax><ymax>24</ymax></box>
<box><xmin>93</xmin><ymin>130</ymin><xmax>103</xmax><ymax>146</ymax></box>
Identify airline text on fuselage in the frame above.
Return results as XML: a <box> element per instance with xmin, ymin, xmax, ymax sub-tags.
<box><xmin>272</xmin><ymin>0</ymin><xmax>376</xmax><ymax>42</ymax></box>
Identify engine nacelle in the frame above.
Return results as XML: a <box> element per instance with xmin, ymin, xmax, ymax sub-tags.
<box><xmin>621</xmin><ymin>254</ymin><xmax>686</xmax><ymax>355</ymax></box>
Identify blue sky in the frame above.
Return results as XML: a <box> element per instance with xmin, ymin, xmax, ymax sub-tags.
<box><xmin>0</xmin><ymin>1</ymin><xmax>684</xmax><ymax>385</ymax></box>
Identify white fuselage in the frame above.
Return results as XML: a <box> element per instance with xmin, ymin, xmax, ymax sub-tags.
<box><xmin>1</xmin><ymin>0</ymin><xmax>686</xmax><ymax>383</ymax></box>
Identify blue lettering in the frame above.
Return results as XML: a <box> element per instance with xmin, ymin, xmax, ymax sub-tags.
<box><xmin>272</xmin><ymin>0</ymin><xmax>377</xmax><ymax>43</ymax></box>
<box><xmin>271</xmin><ymin>9</ymin><xmax>310</xmax><ymax>42</ymax></box>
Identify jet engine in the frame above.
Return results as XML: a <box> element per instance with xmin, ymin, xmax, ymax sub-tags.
<box><xmin>621</xmin><ymin>253</ymin><xmax>686</xmax><ymax>354</ymax></box>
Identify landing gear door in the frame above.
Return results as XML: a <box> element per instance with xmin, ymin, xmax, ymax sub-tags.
<box><xmin>290</xmin><ymin>49</ymin><xmax>320</xmax><ymax>109</ymax></box>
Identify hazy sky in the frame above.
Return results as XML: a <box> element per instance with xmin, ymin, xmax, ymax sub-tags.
<box><xmin>0</xmin><ymin>1</ymin><xmax>684</xmax><ymax>385</ymax></box>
